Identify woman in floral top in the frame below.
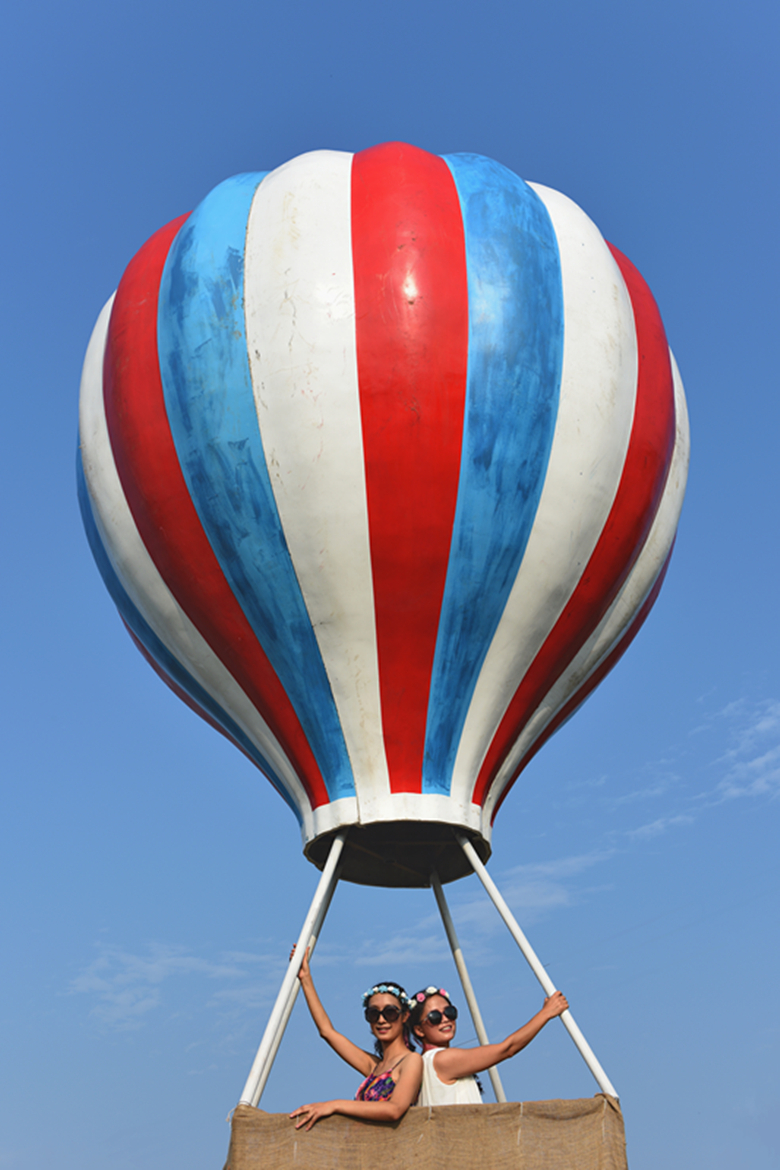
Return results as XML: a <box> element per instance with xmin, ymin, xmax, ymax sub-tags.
<box><xmin>290</xmin><ymin>948</ymin><xmax>422</xmax><ymax>1131</ymax></box>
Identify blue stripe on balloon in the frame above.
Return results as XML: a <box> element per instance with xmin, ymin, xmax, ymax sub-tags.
<box><xmin>422</xmin><ymin>154</ymin><xmax>564</xmax><ymax>796</ymax></box>
<box><xmin>76</xmin><ymin>452</ymin><xmax>303</xmax><ymax>822</ymax></box>
<box><xmin>155</xmin><ymin>173</ymin><xmax>355</xmax><ymax>803</ymax></box>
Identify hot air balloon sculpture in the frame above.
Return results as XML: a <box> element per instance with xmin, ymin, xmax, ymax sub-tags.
<box><xmin>78</xmin><ymin>142</ymin><xmax>689</xmax><ymax>1107</ymax></box>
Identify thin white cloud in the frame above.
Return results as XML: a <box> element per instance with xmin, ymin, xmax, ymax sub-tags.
<box><xmin>315</xmin><ymin>920</ymin><xmax>453</xmax><ymax>971</ymax></box>
<box><xmin>626</xmin><ymin>814</ymin><xmax>694</xmax><ymax>840</ymax></box>
<box><xmin>717</xmin><ymin>743</ymin><xmax>780</xmax><ymax>800</ymax></box>
<box><xmin>563</xmin><ymin>774</ymin><xmax>607</xmax><ymax>792</ymax></box>
<box><xmin>70</xmin><ymin>942</ymin><xmax>281</xmax><ymax>1030</ymax></box>
<box><xmin>609</xmin><ymin>773</ymin><xmax>679</xmax><ymax>807</ymax></box>
<box><xmin>447</xmin><ymin>849</ymin><xmax>615</xmax><ymax>935</ymax></box>
<box><xmin>501</xmin><ymin>851</ymin><xmax>614</xmax><ymax>881</ymax></box>
<box><xmin>210</xmin><ymin>983</ymin><xmax>279</xmax><ymax>1013</ymax></box>
<box><xmin>596</xmin><ymin>694</ymin><xmax>780</xmax><ymax>824</ymax></box>
<box><xmin>710</xmin><ymin>698</ymin><xmax>780</xmax><ymax>801</ymax></box>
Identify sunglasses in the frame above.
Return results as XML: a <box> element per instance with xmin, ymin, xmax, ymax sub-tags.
<box><xmin>365</xmin><ymin>1005</ymin><xmax>403</xmax><ymax>1024</ymax></box>
<box><xmin>421</xmin><ymin>1005</ymin><xmax>458</xmax><ymax>1026</ymax></box>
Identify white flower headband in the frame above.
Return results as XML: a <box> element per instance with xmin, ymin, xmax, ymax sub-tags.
<box><xmin>361</xmin><ymin>982</ymin><xmax>414</xmax><ymax>1010</ymax></box>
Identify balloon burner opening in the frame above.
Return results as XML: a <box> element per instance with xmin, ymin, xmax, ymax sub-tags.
<box><xmin>304</xmin><ymin>822</ymin><xmax>490</xmax><ymax>887</ymax></box>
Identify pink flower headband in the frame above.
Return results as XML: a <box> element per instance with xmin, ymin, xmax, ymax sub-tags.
<box><xmin>413</xmin><ymin>985</ymin><xmax>452</xmax><ymax>1004</ymax></box>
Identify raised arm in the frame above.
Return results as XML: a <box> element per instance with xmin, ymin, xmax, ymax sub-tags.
<box><xmin>294</xmin><ymin>947</ymin><xmax>375</xmax><ymax>1076</ymax></box>
<box><xmin>434</xmin><ymin>991</ymin><xmax>569</xmax><ymax>1082</ymax></box>
<box><xmin>291</xmin><ymin>1051</ymin><xmax>423</xmax><ymax>1130</ymax></box>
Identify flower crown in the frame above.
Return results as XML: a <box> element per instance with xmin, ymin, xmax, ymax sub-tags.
<box><xmin>412</xmin><ymin>985</ymin><xmax>452</xmax><ymax>1005</ymax></box>
<box><xmin>361</xmin><ymin>982</ymin><xmax>414</xmax><ymax>1010</ymax></box>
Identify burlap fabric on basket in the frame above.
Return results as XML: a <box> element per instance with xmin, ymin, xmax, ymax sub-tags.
<box><xmin>224</xmin><ymin>1095</ymin><xmax>627</xmax><ymax>1170</ymax></box>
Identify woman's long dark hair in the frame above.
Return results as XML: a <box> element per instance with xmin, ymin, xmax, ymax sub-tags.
<box><xmin>366</xmin><ymin>980</ymin><xmax>417</xmax><ymax>1057</ymax></box>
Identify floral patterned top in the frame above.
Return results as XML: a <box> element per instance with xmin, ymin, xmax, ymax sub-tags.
<box><xmin>355</xmin><ymin>1060</ymin><xmax>403</xmax><ymax>1101</ymax></box>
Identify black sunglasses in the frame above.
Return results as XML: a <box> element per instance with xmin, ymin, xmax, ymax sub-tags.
<box><xmin>365</xmin><ymin>1004</ymin><xmax>402</xmax><ymax>1024</ymax></box>
<box><xmin>421</xmin><ymin>1005</ymin><xmax>458</xmax><ymax>1026</ymax></box>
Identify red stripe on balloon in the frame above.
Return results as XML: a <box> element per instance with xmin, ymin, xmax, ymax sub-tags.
<box><xmin>473</xmin><ymin>244</ymin><xmax>676</xmax><ymax>808</ymax></box>
<box><xmin>104</xmin><ymin>216</ymin><xmax>329</xmax><ymax>810</ymax></box>
<box><xmin>352</xmin><ymin>142</ymin><xmax>469</xmax><ymax>794</ymax></box>
<box><xmin>490</xmin><ymin>543</ymin><xmax>674</xmax><ymax>822</ymax></box>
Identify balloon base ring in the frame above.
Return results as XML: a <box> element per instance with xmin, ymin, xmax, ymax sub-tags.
<box><xmin>304</xmin><ymin>821</ymin><xmax>490</xmax><ymax>887</ymax></box>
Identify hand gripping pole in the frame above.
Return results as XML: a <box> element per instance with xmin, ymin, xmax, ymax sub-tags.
<box><xmin>239</xmin><ymin>830</ymin><xmax>346</xmax><ymax>1107</ymax></box>
<box><xmin>431</xmin><ymin>870</ymin><xmax>507</xmax><ymax>1102</ymax></box>
<box><xmin>457</xmin><ymin>834</ymin><xmax>618</xmax><ymax>1100</ymax></box>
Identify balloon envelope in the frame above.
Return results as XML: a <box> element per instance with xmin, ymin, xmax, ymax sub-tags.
<box><xmin>78</xmin><ymin>142</ymin><xmax>689</xmax><ymax>885</ymax></box>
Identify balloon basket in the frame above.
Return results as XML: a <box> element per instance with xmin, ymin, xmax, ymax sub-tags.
<box><xmin>224</xmin><ymin>1097</ymin><xmax>627</xmax><ymax>1170</ymax></box>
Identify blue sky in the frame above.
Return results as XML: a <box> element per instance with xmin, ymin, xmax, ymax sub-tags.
<box><xmin>2</xmin><ymin>1</ymin><xmax>778</xmax><ymax>1167</ymax></box>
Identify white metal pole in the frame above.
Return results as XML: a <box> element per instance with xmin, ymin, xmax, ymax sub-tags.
<box><xmin>430</xmin><ymin>870</ymin><xmax>507</xmax><ymax>1103</ymax></box>
<box><xmin>457</xmin><ymin>834</ymin><xmax>618</xmax><ymax>1100</ymax></box>
<box><xmin>259</xmin><ymin>860</ymin><xmax>341</xmax><ymax>1093</ymax></box>
<box><xmin>239</xmin><ymin>830</ymin><xmax>347</xmax><ymax>1107</ymax></box>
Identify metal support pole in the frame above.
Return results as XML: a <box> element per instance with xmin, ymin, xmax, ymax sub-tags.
<box><xmin>430</xmin><ymin>870</ymin><xmax>506</xmax><ymax>1103</ymax></box>
<box><xmin>239</xmin><ymin>830</ymin><xmax>347</xmax><ymax>1107</ymax></box>
<box><xmin>260</xmin><ymin>858</ymin><xmax>341</xmax><ymax>1091</ymax></box>
<box><xmin>457</xmin><ymin>834</ymin><xmax>618</xmax><ymax>1100</ymax></box>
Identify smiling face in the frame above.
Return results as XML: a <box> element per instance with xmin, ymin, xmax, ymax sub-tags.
<box><xmin>413</xmin><ymin>994</ymin><xmax>458</xmax><ymax>1048</ymax></box>
<box><xmin>366</xmin><ymin>992</ymin><xmax>408</xmax><ymax>1047</ymax></box>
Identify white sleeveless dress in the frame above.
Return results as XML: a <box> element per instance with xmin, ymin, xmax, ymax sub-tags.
<box><xmin>420</xmin><ymin>1047</ymin><xmax>482</xmax><ymax>1105</ymax></box>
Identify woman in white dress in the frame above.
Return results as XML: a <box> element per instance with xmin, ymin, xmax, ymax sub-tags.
<box><xmin>410</xmin><ymin>985</ymin><xmax>569</xmax><ymax>1106</ymax></box>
